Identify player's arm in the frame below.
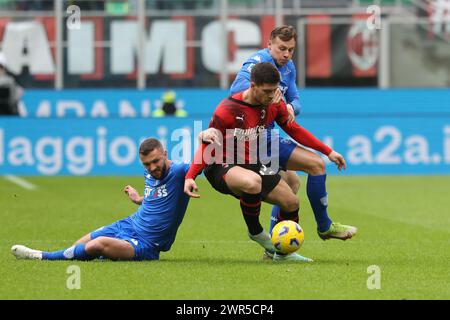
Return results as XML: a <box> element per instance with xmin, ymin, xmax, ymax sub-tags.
<box><xmin>285</xmin><ymin>66</ymin><xmax>302</xmax><ymax>116</ymax></box>
<box><xmin>185</xmin><ymin>111</ymin><xmax>228</xmax><ymax>197</ymax></box>
<box><xmin>184</xmin><ymin>143</ymin><xmax>206</xmax><ymax>198</ymax></box>
<box><xmin>123</xmin><ymin>185</ymin><xmax>144</xmax><ymax>205</ymax></box>
<box><xmin>276</xmin><ymin>103</ymin><xmax>346</xmax><ymax>171</ymax></box>
<box><xmin>186</xmin><ymin>128</ymin><xmax>221</xmax><ymax>194</ymax></box>
<box><xmin>198</xmin><ymin>127</ymin><xmax>222</xmax><ymax>146</ymax></box>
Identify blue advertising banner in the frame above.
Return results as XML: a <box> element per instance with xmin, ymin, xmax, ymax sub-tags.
<box><xmin>19</xmin><ymin>89</ymin><xmax>225</xmax><ymax>118</ymax></box>
<box><xmin>18</xmin><ymin>88</ymin><xmax>450</xmax><ymax>118</ymax></box>
<box><xmin>2</xmin><ymin>89</ymin><xmax>450</xmax><ymax>175</ymax></box>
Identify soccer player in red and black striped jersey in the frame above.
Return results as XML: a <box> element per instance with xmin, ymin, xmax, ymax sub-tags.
<box><xmin>232</xmin><ymin>26</ymin><xmax>357</xmax><ymax>243</ymax></box>
<box><xmin>184</xmin><ymin>62</ymin><xmax>345</xmax><ymax>261</ymax></box>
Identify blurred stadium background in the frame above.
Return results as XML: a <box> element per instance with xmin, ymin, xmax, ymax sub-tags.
<box><xmin>0</xmin><ymin>0</ymin><xmax>449</xmax><ymax>176</ymax></box>
<box><xmin>0</xmin><ymin>0</ymin><xmax>449</xmax><ymax>300</ymax></box>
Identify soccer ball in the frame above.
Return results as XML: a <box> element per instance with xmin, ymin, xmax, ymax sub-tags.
<box><xmin>271</xmin><ymin>220</ymin><xmax>305</xmax><ymax>254</ymax></box>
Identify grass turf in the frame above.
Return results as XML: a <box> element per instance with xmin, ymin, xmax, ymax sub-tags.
<box><xmin>0</xmin><ymin>175</ymin><xmax>449</xmax><ymax>299</ymax></box>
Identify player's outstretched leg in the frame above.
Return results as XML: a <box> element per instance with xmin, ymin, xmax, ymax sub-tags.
<box><xmin>11</xmin><ymin>237</ymin><xmax>135</xmax><ymax>261</ymax></box>
<box><xmin>286</xmin><ymin>146</ymin><xmax>357</xmax><ymax>240</ymax></box>
<box><xmin>307</xmin><ymin>175</ymin><xmax>357</xmax><ymax>240</ymax></box>
<box><xmin>11</xmin><ymin>245</ymin><xmax>43</xmax><ymax>260</ymax></box>
<box><xmin>11</xmin><ymin>243</ymin><xmax>95</xmax><ymax>261</ymax></box>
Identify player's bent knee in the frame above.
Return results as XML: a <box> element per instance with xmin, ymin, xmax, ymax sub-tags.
<box><xmin>242</xmin><ymin>174</ymin><xmax>262</xmax><ymax>194</ymax></box>
<box><xmin>308</xmin><ymin>156</ymin><xmax>326</xmax><ymax>175</ymax></box>
<box><xmin>85</xmin><ymin>238</ymin><xmax>107</xmax><ymax>255</ymax></box>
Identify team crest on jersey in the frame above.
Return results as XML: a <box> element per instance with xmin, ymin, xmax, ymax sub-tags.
<box><xmin>144</xmin><ymin>184</ymin><xmax>168</xmax><ymax>199</ymax></box>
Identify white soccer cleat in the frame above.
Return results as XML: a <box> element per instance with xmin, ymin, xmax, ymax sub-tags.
<box><xmin>273</xmin><ymin>252</ymin><xmax>314</xmax><ymax>262</ymax></box>
<box><xmin>248</xmin><ymin>230</ymin><xmax>277</xmax><ymax>254</ymax></box>
<box><xmin>11</xmin><ymin>245</ymin><xmax>43</xmax><ymax>260</ymax></box>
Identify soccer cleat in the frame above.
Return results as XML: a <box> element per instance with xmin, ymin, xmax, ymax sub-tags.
<box><xmin>248</xmin><ymin>230</ymin><xmax>276</xmax><ymax>254</ymax></box>
<box><xmin>11</xmin><ymin>245</ymin><xmax>43</xmax><ymax>260</ymax></box>
<box><xmin>263</xmin><ymin>250</ymin><xmax>274</xmax><ymax>260</ymax></box>
<box><xmin>318</xmin><ymin>222</ymin><xmax>357</xmax><ymax>241</ymax></box>
<box><xmin>273</xmin><ymin>252</ymin><xmax>313</xmax><ymax>262</ymax></box>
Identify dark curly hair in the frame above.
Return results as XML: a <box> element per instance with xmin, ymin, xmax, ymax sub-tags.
<box><xmin>250</xmin><ymin>62</ymin><xmax>280</xmax><ymax>86</ymax></box>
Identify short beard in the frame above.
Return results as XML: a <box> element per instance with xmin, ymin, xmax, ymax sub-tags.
<box><xmin>151</xmin><ymin>162</ymin><xmax>167</xmax><ymax>179</ymax></box>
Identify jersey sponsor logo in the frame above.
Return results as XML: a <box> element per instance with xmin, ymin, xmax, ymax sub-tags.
<box><xmin>233</xmin><ymin>125</ymin><xmax>266</xmax><ymax>141</ymax></box>
<box><xmin>144</xmin><ymin>184</ymin><xmax>168</xmax><ymax>199</ymax></box>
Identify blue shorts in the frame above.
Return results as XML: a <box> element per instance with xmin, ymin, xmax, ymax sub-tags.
<box><xmin>261</xmin><ymin>131</ymin><xmax>297</xmax><ymax>170</ymax></box>
<box><xmin>90</xmin><ymin>217</ymin><xmax>160</xmax><ymax>261</ymax></box>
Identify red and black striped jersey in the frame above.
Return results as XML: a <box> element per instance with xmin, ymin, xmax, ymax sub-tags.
<box><xmin>186</xmin><ymin>92</ymin><xmax>332</xmax><ymax>180</ymax></box>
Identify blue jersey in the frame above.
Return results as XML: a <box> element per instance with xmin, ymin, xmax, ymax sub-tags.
<box><xmin>130</xmin><ymin>162</ymin><xmax>190</xmax><ymax>252</ymax></box>
<box><xmin>230</xmin><ymin>48</ymin><xmax>301</xmax><ymax>120</ymax></box>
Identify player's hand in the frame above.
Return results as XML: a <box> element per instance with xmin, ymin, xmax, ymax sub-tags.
<box><xmin>123</xmin><ymin>185</ymin><xmax>142</xmax><ymax>204</ymax></box>
<box><xmin>272</xmin><ymin>88</ymin><xmax>283</xmax><ymax>104</ymax></box>
<box><xmin>199</xmin><ymin>128</ymin><xmax>222</xmax><ymax>146</ymax></box>
<box><xmin>184</xmin><ymin>179</ymin><xmax>200</xmax><ymax>198</ymax></box>
<box><xmin>327</xmin><ymin>151</ymin><xmax>347</xmax><ymax>171</ymax></box>
<box><xmin>286</xmin><ymin>103</ymin><xmax>295</xmax><ymax>123</ymax></box>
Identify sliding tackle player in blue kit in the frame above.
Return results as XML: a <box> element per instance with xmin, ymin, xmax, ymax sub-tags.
<box><xmin>11</xmin><ymin>138</ymin><xmax>191</xmax><ymax>261</ymax></box>
<box><xmin>230</xmin><ymin>26</ymin><xmax>357</xmax><ymax>250</ymax></box>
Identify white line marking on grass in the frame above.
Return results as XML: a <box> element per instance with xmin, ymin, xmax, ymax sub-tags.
<box><xmin>4</xmin><ymin>175</ymin><xmax>37</xmax><ymax>190</ymax></box>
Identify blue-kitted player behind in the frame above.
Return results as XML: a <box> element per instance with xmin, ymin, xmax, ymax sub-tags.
<box><xmin>230</xmin><ymin>26</ymin><xmax>357</xmax><ymax>254</ymax></box>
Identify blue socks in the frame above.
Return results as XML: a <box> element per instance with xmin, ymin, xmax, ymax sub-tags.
<box><xmin>269</xmin><ymin>206</ymin><xmax>300</xmax><ymax>234</ymax></box>
<box><xmin>269</xmin><ymin>205</ymin><xmax>281</xmax><ymax>234</ymax></box>
<box><xmin>306</xmin><ymin>174</ymin><xmax>332</xmax><ymax>232</ymax></box>
<box><xmin>269</xmin><ymin>174</ymin><xmax>332</xmax><ymax>234</ymax></box>
<box><xmin>42</xmin><ymin>243</ymin><xmax>95</xmax><ymax>261</ymax></box>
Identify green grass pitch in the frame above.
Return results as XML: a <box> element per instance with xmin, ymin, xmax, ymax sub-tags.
<box><xmin>0</xmin><ymin>175</ymin><xmax>449</xmax><ymax>299</ymax></box>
